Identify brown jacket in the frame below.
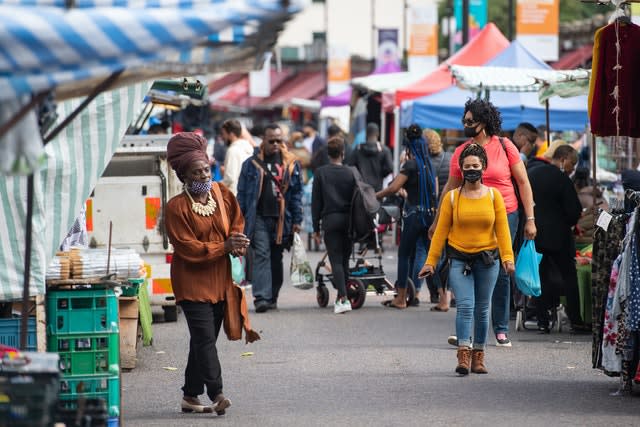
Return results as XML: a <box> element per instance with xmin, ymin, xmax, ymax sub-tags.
<box><xmin>165</xmin><ymin>182</ymin><xmax>259</xmax><ymax>343</ymax></box>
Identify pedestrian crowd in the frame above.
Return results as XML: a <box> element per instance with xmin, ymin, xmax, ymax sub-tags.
<box><xmin>160</xmin><ymin>98</ymin><xmax>598</xmax><ymax>414</ymax></box>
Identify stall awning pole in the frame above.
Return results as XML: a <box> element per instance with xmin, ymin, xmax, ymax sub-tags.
<box><xmin>393</xmin><ymin>107</ymin><xmax>401</xmax><ymax>176</ymax></box>
<box><xmin>20</xmin><ymin>174</ymin><xmax>34</xmax><ymax>351</ymax></box>
<box><xmin>545</xmin><ymin>99</ymin><xmax>550</xmax><ymax>146</ymax></box>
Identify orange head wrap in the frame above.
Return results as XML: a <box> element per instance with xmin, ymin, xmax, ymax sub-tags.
<box><xmin>166</xmin><ymin>132</ymin><xmax>209</xmax><ymax>182</ymax></box>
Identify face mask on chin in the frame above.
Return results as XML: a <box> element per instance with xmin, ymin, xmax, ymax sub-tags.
<box><xmin>463</xmin><ymin>126</ymin><xmax>480</xmax><ymax>138</ymax></box>
<box><xmin>188</xmin><ymin>180</ymin><xmax>212</xmax><ymax>195</ymax></box>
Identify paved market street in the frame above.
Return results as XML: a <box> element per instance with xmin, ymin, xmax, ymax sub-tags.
<box><xmin>122</xmin><ymin>240</ymin><xmax>640</xmax><ymax>427</ymax></box>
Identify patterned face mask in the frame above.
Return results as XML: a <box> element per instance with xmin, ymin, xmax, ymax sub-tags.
<box><xmin>188</xmin><ymin>180</ymin><xmax>212</xmax><ymax>195</ymax></box>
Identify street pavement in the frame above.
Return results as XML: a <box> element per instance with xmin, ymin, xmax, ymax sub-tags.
<box><xmin>122</xmin><ymin>236</ymin><xmax>640</xmax><ymax>427</ymax></box>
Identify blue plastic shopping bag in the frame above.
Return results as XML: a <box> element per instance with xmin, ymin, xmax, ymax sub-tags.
<box><xmin>514</xmin><ymin>240</ymin><xmax>543</xmax><ymax>297</ymax></box>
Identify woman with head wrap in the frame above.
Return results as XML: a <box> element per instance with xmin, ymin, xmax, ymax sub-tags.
<box><xmin>376</xmin><ymin>124</ymin><xmax>438</xmax><ymax>309</ymax></box>
<box><xmin>420</xmin><ymin>144</ymin><xmax>514</xmax><ymax>376</ymax></box>
<box><xmin>165</xmin><ymin>132</ymin><xmax>257</xmax><ymax>416</ymax></box>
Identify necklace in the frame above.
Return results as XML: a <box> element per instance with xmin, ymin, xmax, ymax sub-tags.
<box><xmin>184</xmin><ymin>189</ymin><xmax>217</xmax><ymax>216</ymax></box>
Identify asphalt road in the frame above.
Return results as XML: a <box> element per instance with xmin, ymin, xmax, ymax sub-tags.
<box><xmin>122</xmin><ymin>239</ymin><xmax>640</xmax><ymax>427</ymax></box>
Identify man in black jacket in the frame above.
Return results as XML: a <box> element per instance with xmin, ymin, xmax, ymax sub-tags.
<box><xmin>527</xmin><ymin>145</ymin><xmax>586</xmax><ymax>333</ymax></box>
<box><xmin>347</xmin><ymin>123</ymin><xmax>393</xmax><ymax>192</ymax></box>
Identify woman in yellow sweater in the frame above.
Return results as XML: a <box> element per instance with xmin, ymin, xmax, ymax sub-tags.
<box><xmin>419</xmin><ymin>144</ymin><xmax>514</xmax><ymax>376</ymax></box>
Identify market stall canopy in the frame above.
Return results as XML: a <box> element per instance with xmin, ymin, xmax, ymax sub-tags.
<box><xmin>450</xmin><ymin>65</ymin><xmax>590</xmax><ymax>99</ymax></box>
<box><xmin>0</xmin><ymin>0</ymin><xmax>304</xmax><ymax>173</ymax></box>
<box><xmin>351</xmin><ymin>72</ymin><xmax>424</xmax><ymax>94</ymax></box>
<box><xmin>401</xmin><ymin>43</ymin><xmax>590</xmax><ymax>131</ymax></box>
<box><xmin>209</xmin><ymin>68</ymin><xmax>295</xmax><ymax>112</ymax></box>
<box><xmin>394</xmin><ymin>23</ymin><xmax>510</xmax><ymax>106</ymax></box>
<box><xmin>0</xmin><ymin>0</ymin><xmax>305</xmax><ymax>102</ymax></box>
<box><xmin>551</xmin><ymin>44</ymin><xmax>593</xmax><ymax>70</ymax></box>
<box><xmin>403</xmin><ymin>86</ymin><xmax>589</xmax><ymax>131</ymax></box>
<box><xmin>484</xmin><ymin>39</ymin><xmax>550</xmax><ymax>69</ymax></box>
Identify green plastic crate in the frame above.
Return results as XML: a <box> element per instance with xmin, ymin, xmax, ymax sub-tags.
<box><xmin>47</xmin><ymin>333</ymin><xmax>119</xmax><ymax>377</ymax></box>
<box><xmin>121</xmin><ymin>278</ymin><xmax>144</xmax><ymax>297</ymax></box>
<box><xmin>47</xmin><ymin>288</ymin><xmax>119</xmax><ymax>335</ymax></box>
<box><xmin>58</xmin><ymin>374</ymin><xmax>120</xmax><ymax>418</ymax></box>
<box><xmin>0</xmin><ymin>318</ymin><xmax>36</xmax><ymax>351</ymax></box>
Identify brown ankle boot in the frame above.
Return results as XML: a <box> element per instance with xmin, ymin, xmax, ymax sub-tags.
<box><xmin>471</xmin><ymin>349</ymin><xmax>488</xmax><ymax>374</ymax></box>
<box><xmin>456</xmin><ymin>347</ymin><xmax>471</xmax><ymax>375</ymax></box>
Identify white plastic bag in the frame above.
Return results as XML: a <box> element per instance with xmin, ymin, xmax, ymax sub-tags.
<box><xmin>290</xmin><ymin>233</ymin><xmax>314</xmax><ymax>289</ymax></box>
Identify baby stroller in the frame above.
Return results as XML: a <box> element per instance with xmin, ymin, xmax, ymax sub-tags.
<box><xmin>315</xmin><ymin>202</ymin><xmax>417</xmax><ymax>309</ymax></box>
<box><xmin>513</xmin><ymin>287</ymin><xmax>565</xmax><ymax>332</ymax></box>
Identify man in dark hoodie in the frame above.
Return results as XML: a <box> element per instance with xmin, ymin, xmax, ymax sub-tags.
<box><xmin>348</xmin><ymin>123</ymin><xmax>393</xmax><ymax>192</ymax></box>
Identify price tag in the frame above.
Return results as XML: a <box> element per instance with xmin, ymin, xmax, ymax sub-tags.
<box><xmin>596</xmin><ymin>210</ymin><xmax>613</xmax><ymax>231</ymax></box>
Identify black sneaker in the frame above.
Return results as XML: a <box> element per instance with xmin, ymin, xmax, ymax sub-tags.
<box><xmin>495</xmin><ymin>334</ymin><xmax>512</xmax><ymax>347</ymax></box>
<box><xmin>254</xmin><ymin>301</ymin><xmax>270</xmax><ymax>313</ymax></box>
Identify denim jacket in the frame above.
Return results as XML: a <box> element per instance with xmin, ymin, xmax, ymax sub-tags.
<box><xmin>237</xmin><ymin>149</ymin><xmax>303</xmax><ymax>245</ymax></box>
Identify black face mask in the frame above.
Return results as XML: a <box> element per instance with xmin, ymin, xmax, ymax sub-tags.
<box><xmin>462</xmin><ymin>169</ymin><xmax>482</xmax><ymax>183</ymax></box>
<box><xmin>463</xmin><ymin>125</ymin><xmax>480</xmax><ymax>138</ymax></box>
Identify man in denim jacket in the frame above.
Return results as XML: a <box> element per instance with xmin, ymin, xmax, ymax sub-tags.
<box><xmin>237</xmin><ymin>123</ymin><xmax>303</xmax><ymax>313</ymax></box>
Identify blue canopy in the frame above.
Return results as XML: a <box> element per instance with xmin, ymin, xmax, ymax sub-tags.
<box><xmin>402</xmin><ymin>86</ymin><xmax>589</xmax><ymax>131</ymax></box>
<box><xmin>401</xmin><ymin>39</ymin><xmax>589</xmax><ymax>131</ymax></box>
<box><xmin>486</xmin><ymin>39</ymin><xmax>550</xmax><ymax>69</ymax></box>
<box><xmin>0</xmin><ymin>0</ymin><xmax>303</xmax><ymax>101</ymax></box>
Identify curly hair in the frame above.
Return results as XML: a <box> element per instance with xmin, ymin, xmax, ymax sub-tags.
<box><xmin>422</xmin><ymin>128</ymin><xmax>442</xmax><ymax>154</ymax></box>
<box><xmin>458</xmin><ymin>143</ymin><xmax>488</xmax><ymax>171</ymax></box>
<box><xmin>454</xmin><ymin>143</ymin><xmax>489</xmax><ymax>221</ymax></box>
<box><xmin>463</xmin><ymin>98</ymin><xmax>502</xmax><ymax>136</ymax></box>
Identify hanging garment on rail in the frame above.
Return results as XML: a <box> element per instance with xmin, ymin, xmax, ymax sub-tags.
<box><xmin>592</xmin><ymin>213</ymin><xmax>629</xmax><ymax>369</ymax></box>
<box><xmin>589</xmin><ymin>21</ymin><xmax>640</xmax><ymax>137</ymax></box>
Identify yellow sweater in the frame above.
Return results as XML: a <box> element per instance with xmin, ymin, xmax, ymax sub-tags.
<box><xmin>426</xmin><ymin>188</ymin><xmax>515</xmax><ymax>266</ymax></box>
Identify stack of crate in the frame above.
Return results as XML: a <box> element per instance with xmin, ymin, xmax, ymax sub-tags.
<box><xmin>46</xmin><ymin>287</ymin><xmax>120</xmax><ymax>424</ymax></box>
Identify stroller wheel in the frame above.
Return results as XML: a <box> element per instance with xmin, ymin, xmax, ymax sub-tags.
<box><xmin>392</xmin><ymin>279</ymin><xmax>417</xmax><ymax>306</ymax></box>
<box><xmin>515</xmin><ymin>310</ymin><xmax>523</xmax><ymax>331</ymax></box>
<box><xmin>347</xmin><ymin>278</ymin><xmax>366</xmax><ymax>309</ymax></box>
<box><xmin>316</xmin><ymin>285</ymin><xmax>329</xmax><ymax>308</ymax></box>
<box><xmin>406</xmin><ymin>279</ymin><xmax>416</xmax><ymax>306</ymax></box>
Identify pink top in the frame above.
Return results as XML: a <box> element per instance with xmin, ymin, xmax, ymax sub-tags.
<box><xmin>449</xmin><ymin>136</ymin><xmax>521</xmax><ymax>214</ymax></box>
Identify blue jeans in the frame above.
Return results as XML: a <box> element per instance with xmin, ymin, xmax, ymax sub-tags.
<box><xmin>397</xmin><ymin>206</ymin><xmax>431</xmax><ymax>289</ymax></box>
<box><xmin>251</xmin><ymin>216</ymin><xmax>284</xmax><ymax>305</ymax></box>
<box><xmin>491</xmin><ymin>211</ymin><xmax>519</xmax><ymax>334</ymax></box>
<box><xmin>411</xmin><ymin>237</ymin><xmax>428</xmax><ymax>291</ymax></box>
<box><xmin>448</xmin><ymin>258</ymin><xmax>500</xmax><ymax>349</ymax></box>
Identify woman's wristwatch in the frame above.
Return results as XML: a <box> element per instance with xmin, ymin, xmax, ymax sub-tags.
<box><xmin>526</xmin><ymin>216</ymin><xmax>535</xmax><ymax>221</ymax></box>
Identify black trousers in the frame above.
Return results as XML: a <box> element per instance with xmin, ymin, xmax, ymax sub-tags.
<box><xmin>179</xmin><ymin>301</ymin><xmax>225</xmax><ymax>400</ymax></box>
<box><xmin>322</xmin><ymin>213</ymin><xmax>351</xmax><ymax>299</ymax></box>
<box><xmin>536</xmin><ymin>250</ymin><xmax>582</xmax><ymax>326</ymax></box>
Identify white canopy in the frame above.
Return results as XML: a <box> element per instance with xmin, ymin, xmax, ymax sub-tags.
<box><xmin>449</xmin><ymin>65</ymin><xmax>590</xmax><ymax>100</ymax></box>
<box><xmin>350</xmin><ymin>72</ymin><xmax>424</xmax><ymax>93</ymax></box>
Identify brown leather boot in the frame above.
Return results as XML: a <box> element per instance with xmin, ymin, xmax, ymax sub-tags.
<box><xmin>471</xmin><ymin>349</ymin><xmax>488</xmax><ymax>374</ymax></box>
<box><xmin>456</xmin><ymin>347</ymin><xmax>472</xmax><ymax>375</ymax></box>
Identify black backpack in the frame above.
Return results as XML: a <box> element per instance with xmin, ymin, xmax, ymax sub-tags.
<box><xmin>348</xmin><ymin>167</ymin><xmax>381</xmax><ymax>243</ymax></box>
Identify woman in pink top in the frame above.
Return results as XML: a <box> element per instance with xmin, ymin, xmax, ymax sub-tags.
<box><xmin>429</xmin><ymin>98</ymin><xmax>537</xmax><ymax>348</ymax></box>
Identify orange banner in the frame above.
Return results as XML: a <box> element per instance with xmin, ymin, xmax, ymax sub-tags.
<box><xmin>85</xmin><ymin>199</ymin><xmax>93</xmax><ymax>232</ymax></box>
<box><xmin>328</xmin><ymin>58</ymin><xmax>351</xmax><ymax>82</ymax></box>
<box><xmin>409</xmin><ymin>23</ymin><xmax>438</xmax><ymax>56</ymax></box>
<box><xmin>145</xmin><ymin>197</ymin><xmax>161</xmax><ymax>230</ymax></box>
<box><xmin>516</xmin><ymin>0</ymin><xmax>559</xmax><ymax>35</ymax></box>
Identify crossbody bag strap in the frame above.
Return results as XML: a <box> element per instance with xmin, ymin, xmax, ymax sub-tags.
<box><xmin>253</xmin><ymin>156</ymin><xmax>286</xmax><ymax>195</ymax></box>
<box><xmin>211</xmin><ymin>182</ymin><xmax>229</xmax><ymax>237</ymax></box>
